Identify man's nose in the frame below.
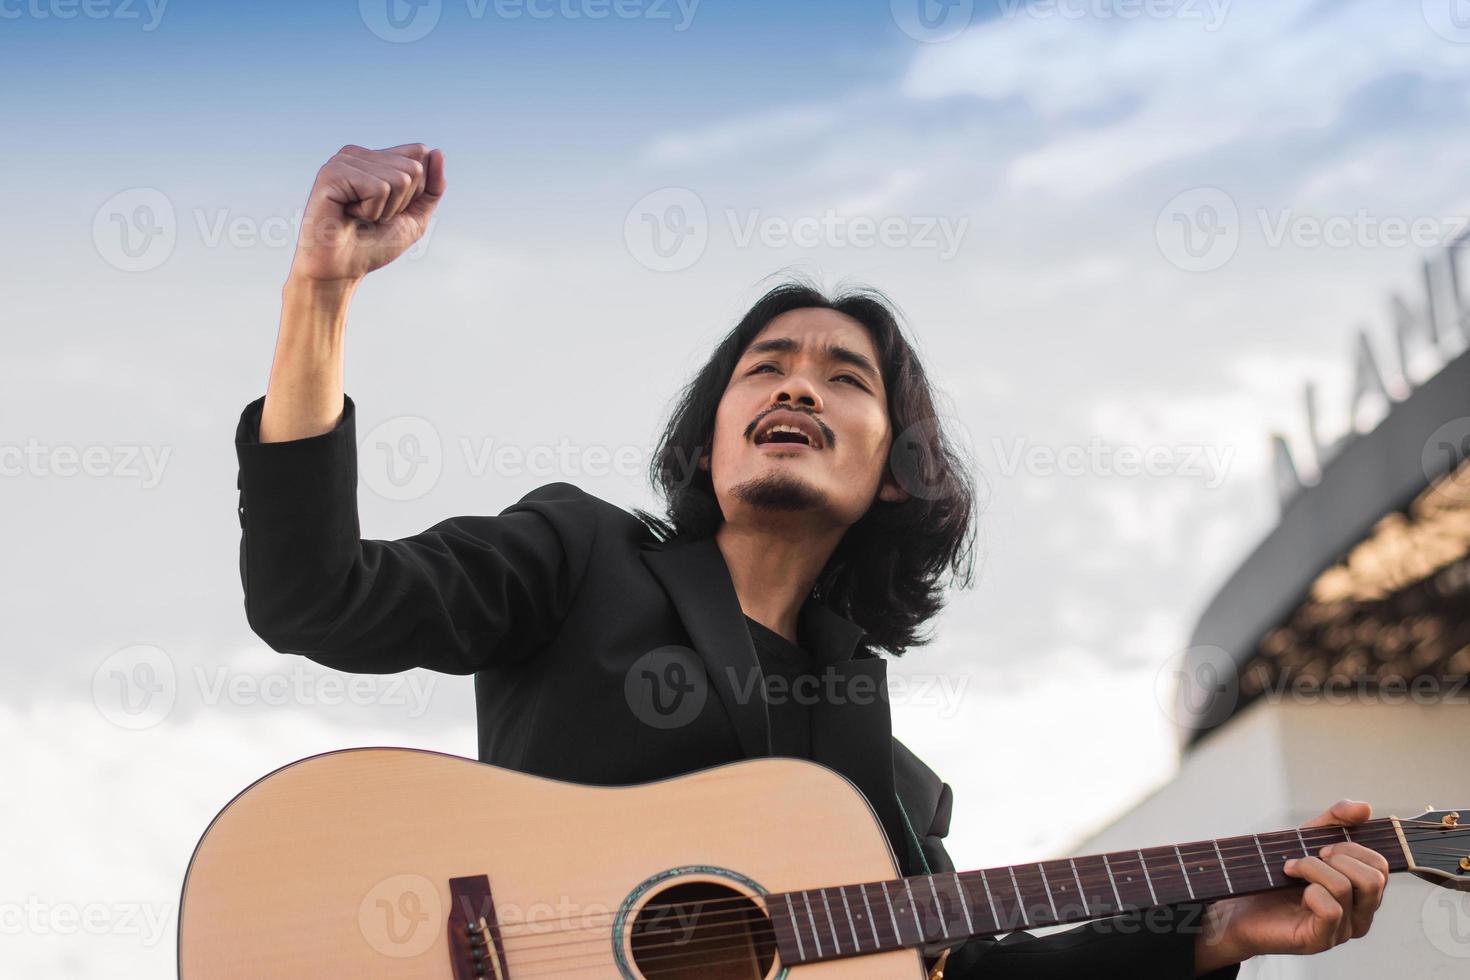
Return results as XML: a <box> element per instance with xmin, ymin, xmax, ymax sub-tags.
<box><xmin>772</xmin><ymin>376</ymin><xmax>822</xmax><ymax>411</ymax></box>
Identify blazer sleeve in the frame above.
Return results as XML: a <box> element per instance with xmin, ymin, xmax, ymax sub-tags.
<box><xmin>234</xmin><ymin>394</ymin><xmax>597</xmax><ymax>674</ymax></box>
<box><xmin>920</xmin><ymin>784</ymin><xmax>1242</xmax><ymax>980</ymax></box>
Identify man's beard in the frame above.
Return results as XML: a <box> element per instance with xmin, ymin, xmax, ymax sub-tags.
<box><xmin>729</xmin><ymin>470</ymin><xmax>826</xmax><ymax>512</ymax></box>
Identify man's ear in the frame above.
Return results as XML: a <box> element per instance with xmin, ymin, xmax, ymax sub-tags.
<box><xmin>697</xmin><ymin>449</ymin><xmax>710</xmax><ymax>472</ymax></box>
<box><xmin>877</xmin><ymin>469</ymin><xmax>910</xmax><ymax>504</ymax></box>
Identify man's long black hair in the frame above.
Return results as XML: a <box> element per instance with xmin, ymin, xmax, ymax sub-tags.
<box><xmin>634</xmin><ymin>278</ymin><xmax>979</xmax><ymax>657</ymax></box>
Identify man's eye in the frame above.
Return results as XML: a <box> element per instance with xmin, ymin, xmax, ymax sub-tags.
<box><xmin>835</xmin><ymin>374</ymin><xmax>866</xmax><ymax>388</ymax></box>
<box><xmin>750</xmin><ymin>364</ymin><xmax>776</xmax><ymax>373</ymax></box>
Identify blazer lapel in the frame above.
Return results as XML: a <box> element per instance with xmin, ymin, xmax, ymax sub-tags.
<box><xmin>803</xmin><ymin>628</ymin><xmax>907</xmax><ymax>868</ymax></box>
<box><xmin>641</xmin><ymin>534</ymin><xmax>907</xmax><ymax>865</ymax></box>
<box><xmin>640</xmin><ymin>535</ymin><xmax>771</xmax><ymax>759</ymax></box>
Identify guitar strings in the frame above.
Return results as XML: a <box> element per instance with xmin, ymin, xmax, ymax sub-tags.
<box><xmin>476</xmin><ymin>823</ymin><xmax>1457</xmax><ymax>958</ymax></box>
<box><xmin>494</xmin><ymin>825</ymin><xmax>1465</xmax><ymax>980</ymax></box>
<box><xmin>477</xmin><ymin>821</ymin><xmax>1444</xmax><ymax>945</ymax></box>
<box><xmin>481</xmin><ymin>830</ymin><xmax>1468</xmax><ymax>979</ymax></box>
<box><xmin>453</xmin><ymin>822</ymin><xmax>1461</xmax><ymax>966</ymax></box>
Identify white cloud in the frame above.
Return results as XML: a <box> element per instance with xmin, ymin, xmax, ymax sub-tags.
<box><xmin>901</xmin><ymin>2</ymin><xmax>1470</xmax><ymax>197</ymax></box>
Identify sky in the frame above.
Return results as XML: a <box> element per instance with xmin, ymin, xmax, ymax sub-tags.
<box><xmin>6</xmin><ymin>0</ymin><xmax>1470</xmax><ymax>975</ymax></box>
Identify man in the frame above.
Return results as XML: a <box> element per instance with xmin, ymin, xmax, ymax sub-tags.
<box><xmin>234</xmin><ymin>142</ymin><xmax>1391</xmax><ymax>977</ymax></box>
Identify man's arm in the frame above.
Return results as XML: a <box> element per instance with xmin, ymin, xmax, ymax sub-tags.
<box><xmin>261</xmin><ymin>142</ymin><xmax>443</xmax><ymax>443</ymax></box>
<box><xmin>236</xmin><ymin>394</ymin><xmax>597</xmax><ymax>674</ymax></box>
<box><xmin>236</xmin><ymin>143</ymin><xmax>594</xmax><ymax>675</ymax></box>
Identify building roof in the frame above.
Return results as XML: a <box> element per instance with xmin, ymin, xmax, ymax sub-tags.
<box><xmin>1179</xmin><ymin>345</ymin><xmax>1470</xmax><ymax>747</ymax></box>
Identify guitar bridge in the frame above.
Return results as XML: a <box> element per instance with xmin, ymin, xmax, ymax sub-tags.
<box><xmin>447</xmin><ymin>875</ymin><xmax>510</xmax><ymax>980</ymax></box>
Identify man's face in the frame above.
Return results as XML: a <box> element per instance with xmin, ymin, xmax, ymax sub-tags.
<box><xmin>703</xmin><ymin>307</ymin><xmax>908</xmax><ymax>529</ymax></box>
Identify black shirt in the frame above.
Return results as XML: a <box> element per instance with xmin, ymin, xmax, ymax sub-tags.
<box><xmin>744</xmin><ymin>614</ymin><xmax>818</xmax><ymax>759</ymax></box>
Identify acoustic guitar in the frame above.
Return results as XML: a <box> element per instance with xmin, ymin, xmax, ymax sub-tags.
<box><xmin>178</xmin><ymin>747</ymin><xmax>1469</xmax><ymax>978</ymax></box>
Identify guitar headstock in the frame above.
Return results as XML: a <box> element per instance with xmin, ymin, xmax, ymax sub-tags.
<box><xmin>1401</xmin><ymin>809</ymin><xmax>1470</xmax><ymax>892</ymax></box>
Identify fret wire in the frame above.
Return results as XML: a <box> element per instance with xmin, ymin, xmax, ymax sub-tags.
<box><xmin>839</xmin><ymin>886</ymin><xmax>859</xmax><ymax>952</ymax></box>
<box><xmin>1138</xmin><ymin>850</ymin><xmax>1159</xmax><ymax>905</ymax></box>
<box><xmin>880</xmin><ymin>880</ymin><xmax>904</xmax><ymax>947</ymax></box>
<box><xmin>1102</xmin><ymin>854</ymin><xmax>1124</xmax><ymax>910</ymax></box>
<box><xmin>1008</xmin><ymin>866</ymin><xmax>1026</xmax><ymax>928</ymax></box>
<box><xmin>978</xmin><ymin>868</ymin><xmax>1001</xmax><ymax>932</ymax></box>
<box><xmin>802</xmin><ymin>891</ymin><xmax>824</xmax><ymax>958</ymax></box>
<box><xmin>784</xmin><ymin>894</ymin><xmax>807</xmax><ymax>961</ymax></box>
<box><xmin>1038</xmin><ymin>863</ymin><xmax>1059</xmax><ymax>922</ymax></box>
<box><xmin>1068</xmin><ymin>858</ymin><xmax>1088</xmax><ymax>915</ymax></box>
<box><xmin>928</xmin><ymin>876</ymin><xmax>950</xmax><ymax>939</ymax></box>
<box><xmin>1253</xmin><ymin>834</ymin><xmax>1274</xmax><ymax>887</ymax></box>
<box><xmin>953</xmin><ymin>871</ymin><xmax>975</xmax><ymax>933</ymax></box>
<box><xmin>820</xmin><ymin>888</ymin><xmax>840</xmax><ymax>955</ymax></box>
<box><xmin>1296</xmin><ymin>828</ymin><xmax>1309</xmax><ymax>858</ymax></box>
<box><xmin>1212</xmin><ymin>841</ymin><xmax>1234</xmax><ymax>893</ymax></box>
<box><xmin>857</xmin><ymin>884</ymin><xmax>878</xmax><ymax>952</ymax></box>
<box><xmin>1173</xmin><ymin>846</ymin><xmax>1196</xmax><ymax>900</ymax></box>
<box><xmin>903</xmin><ymin>878</ymin><xmax>924</xmax><ymax>941</ymax></box>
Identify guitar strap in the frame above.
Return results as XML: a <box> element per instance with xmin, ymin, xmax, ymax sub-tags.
<box><xmin>896</xmin><ymin>793</ymin><xmax>958</xmax><ymax>980</ymax></box>
<box><xmin>895</xmin><ymin>792</ymin><xmax>932</xmax><ymax>875</ymax></box>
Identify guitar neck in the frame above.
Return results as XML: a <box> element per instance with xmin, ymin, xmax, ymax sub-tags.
<box><xmin>767</xmin><ymin>817</ymin><xmax>1411</xmax><ymax>966</ymax></box>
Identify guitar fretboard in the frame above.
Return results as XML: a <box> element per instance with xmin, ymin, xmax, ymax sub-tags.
<box><xmin>766</xmin><ymin>818</ymin><xmax>1409</xmax><ymax>966</ymax></box>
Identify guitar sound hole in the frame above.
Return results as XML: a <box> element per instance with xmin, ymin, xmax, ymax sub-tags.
<box><xmin>627</xmin><ymin>881</ymin><xmax>777</xmax><ymax>979</ymax></box>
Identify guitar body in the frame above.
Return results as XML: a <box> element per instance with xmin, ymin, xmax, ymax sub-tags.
<box><xmin>178</xmin><ymin>747</ymin><xmax>925</xmax><ymax>978</ymax></box>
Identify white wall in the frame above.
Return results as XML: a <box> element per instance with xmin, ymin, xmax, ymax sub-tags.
<box><xmin>1072</xmin><ymin>698</ymin><xmax>1470</xmax><ymax>978</ymax></box>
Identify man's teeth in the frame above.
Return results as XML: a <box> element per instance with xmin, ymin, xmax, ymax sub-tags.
<box><xmin>761</xmin><ymin>424</ymin><xmax>811</xmax><ymax>445</ymax></box>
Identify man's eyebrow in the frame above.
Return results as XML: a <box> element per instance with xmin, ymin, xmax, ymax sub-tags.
<box><xmin>741</xmin><ymin>337</ymin><xmax>881</xmax><ymax>383</ymax></box>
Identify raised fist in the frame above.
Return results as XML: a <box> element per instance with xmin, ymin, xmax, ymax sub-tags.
<box><xmin>289</xmin><ymin>143</ymin><xmax>446</xmax><ymax>283</ymax></box>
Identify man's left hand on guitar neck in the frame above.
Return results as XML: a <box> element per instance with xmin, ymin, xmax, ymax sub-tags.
<box><xmin>1193</xmin><ymin>799</ymin><xmax>1391</xmax><ymax>975</ymax></box>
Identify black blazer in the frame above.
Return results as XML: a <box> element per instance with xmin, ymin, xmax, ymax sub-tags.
<box><xmin>234</xmin><ymin>394</ymin><xmax>1237</xmax><ymax>980</ymax></box>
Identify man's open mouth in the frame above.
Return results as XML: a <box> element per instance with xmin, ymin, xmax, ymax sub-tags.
<box><xmin>752</xmin><ymin>411</ymin><xmax>824</xmax><ymax>449</ymax></box>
